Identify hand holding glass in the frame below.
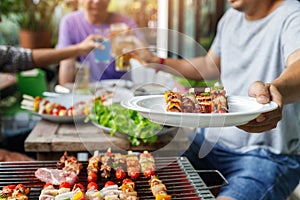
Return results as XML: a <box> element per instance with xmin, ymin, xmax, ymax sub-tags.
<box><xmin>94</xmin><ymin>39</ymin><xmax>111</xmax><ymax>63</ymax></box>
<box><xmin>110</xmin><ymin>23</ymin><xmax>135</xmax><ymax>71</ymax></box>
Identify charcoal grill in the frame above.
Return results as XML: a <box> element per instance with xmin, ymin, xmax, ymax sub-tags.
<box><xmin>0</xmin><ymin>157</ymin><xmax>228</xmax><ymax>199</ymax></box>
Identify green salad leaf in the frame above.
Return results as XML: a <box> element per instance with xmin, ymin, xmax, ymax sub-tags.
<box><xmin>85</xmin><ymin>100</ymin><xmax>162</xmax><ymax>146</ymax></box>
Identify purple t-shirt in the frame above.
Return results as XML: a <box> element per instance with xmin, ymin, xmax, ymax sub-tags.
<box><xmin>57</xmin><ymin>10</ymin><xmax>138</xmax><ymax>82</ymax></box>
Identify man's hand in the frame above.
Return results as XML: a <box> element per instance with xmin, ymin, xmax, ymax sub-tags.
<box><xmin>128</xmin><ymin>36</ymin><xmax>160</xmax><ymax>63</ymax></box>
<box><xmin>237</xmin><ymin>81</ymin><xmax>283</xmax><ymax>133</ymax></box>
<box><xmin>76</xmin><ymin>34</ymin><xmax>105</xmax><ymax>56</ymax></box>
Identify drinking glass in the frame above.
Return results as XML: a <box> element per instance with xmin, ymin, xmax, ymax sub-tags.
<box><xmin>94</xmin><ymin>28</ymin><xmax>111</xmax><ymax>63</ymax></box>
<box><xmin>110</xmin><ymin>23</ymin><xmax>134</xmax><ymax>71</ymax></box>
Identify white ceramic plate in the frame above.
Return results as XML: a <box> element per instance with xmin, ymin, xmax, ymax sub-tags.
<box><xmin>37</xmin><ymin>114</ymin><xmax>86</xmax><ymax>123</ymax></box>
<box><xmin>32</xmin><ymin>94</ymin><xmax>93</xmax><ymax>123</ymax></box>
<box><xmin>90</xmin><ymin>79</ymin><xmax>134</xmax><ymax>91</ymax></box>
<box><xmin>121</xmin><ymin>95</ymin><xmax>278</xmax><ymax>128</ymax></box>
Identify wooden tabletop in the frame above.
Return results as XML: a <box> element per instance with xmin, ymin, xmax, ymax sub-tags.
<box><xmin>25</xmin><ymin>119</ymin><xmax>193</xmax><ymax>160</ymax></box>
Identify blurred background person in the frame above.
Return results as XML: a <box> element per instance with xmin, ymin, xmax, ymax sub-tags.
<box><xmin>57</xmin><ymin>0</ymin><xmax>138</xmax><ymax>85</ymax></box>
<box><xmin>0</xmin><ymin>34</ymin><xmax>102</xmax><ymax>161</ymax></box>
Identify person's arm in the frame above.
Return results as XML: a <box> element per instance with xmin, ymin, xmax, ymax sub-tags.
<box><xmin>238</xmin><ymin>49</ymin><xmax>300</xmax><ymax>133</ymax></box>
<box><xmin>272</xmin><ymin>51</ymin><xmax>300</xmax><ymax>104</ymax></box>
<box><xmin>58</xmin><ymin>58</ymin><xmax>76</xmax><ymax>85</ymax></box>
<box><xmin>0</xmin><ymin>149</ymin><xmax>34</xmax><ymax>161</ymax></box>
<box><xmin>0</xmin><ymin>45</ymin><xmax>33</xmax><ymax>72</ymax></box>
<box><xmin>132</xmin><ymin>40</ymin><xmax>221</xmax><ymax>81</ymax></box>
<box><xmin>31</xmin><ymin>34</ymin><xmax>102</xmax><ymax>67</ymax></box>
<box><xmin>0</xmin><ymin>34</ymin><xmax>103</xmax><ymax>73</ymax></box>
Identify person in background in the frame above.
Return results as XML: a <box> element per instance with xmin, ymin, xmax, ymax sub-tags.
<box><xmin>133</xmin><ymin>0</ymin><xmax>300</xmax><ymax>199</ymax></box>
<box><xmin>0</xmin><ymin>34</ymin><xmax>102</xmax><ymax>161</ymax></box>
<box><xmin>57</xmin><ymin>0</ymin><xmax>138</xmax><ymax>85</ymax></box>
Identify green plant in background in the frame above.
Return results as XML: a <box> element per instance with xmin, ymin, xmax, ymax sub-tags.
<box><xmin>0</xmin><ymin>17</ymin><xmax>19</xmax><ymax>45</ymax></box>
<box><xmin>0</xmin><ymin>0</ymin><xmax>62</xmax><ymax>31</ymax></box>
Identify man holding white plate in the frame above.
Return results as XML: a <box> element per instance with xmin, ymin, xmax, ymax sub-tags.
<box><xmin>132</xmin><ymin>0</ymin><xmax>300</xmax><ymax>199</ymax></box>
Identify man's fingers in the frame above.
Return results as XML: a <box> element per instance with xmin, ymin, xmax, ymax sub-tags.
<box><xmin>237</xmin><ymin>108</ymin><xmax>282</xmax><ymax>133</ymax></box>
<box><xmin>269</xmin><ymin>84</ymin><xmax>283</xmax><ymax>109</ymax></box>
<box><xmin>248</xmin><ymin>81</ymin><xmax>270</xmax><ymax>104</ymax></box>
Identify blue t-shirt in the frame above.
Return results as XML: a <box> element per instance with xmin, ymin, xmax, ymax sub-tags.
<box><xmin>57</xmin><ymin>11</ymin><xmax>138</xmax><ymax>82</ymax></box>
<box><xmin>207</xmin><ymin>0</ymin><xmax>300</xmax><ymax>154</ymax></box>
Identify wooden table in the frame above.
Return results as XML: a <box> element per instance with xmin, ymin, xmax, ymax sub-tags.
<box><xmin>25</xmin><ymin>119</ymin><xmax>193</xmax><ymax>160</ymax></box>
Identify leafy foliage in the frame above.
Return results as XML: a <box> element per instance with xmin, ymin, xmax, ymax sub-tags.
<box><xmin>0</xmin><ymin>0</ymin><xmax>62</xmax><ymax>31</ymax></box>
<box><xmin>86</xmin><ymin>100</ymin><xmax>162</xmax><ymax>146</ymax></box>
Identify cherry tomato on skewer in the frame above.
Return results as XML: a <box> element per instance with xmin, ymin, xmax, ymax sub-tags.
<box><xmin>116</xmin><ymin>168</ymin><xmax>126</xmax><ymax>180</ymax></box>
<box><xmin>122</xmin><ymin>178</ymin><xmax>133</xmax><ymax>184</ymax></box>
<box><xmin>86</xmin><ymin>182</ymin><xmax>98</xmax><ymax>191</ymax></box>
<box><xmin>87</xmin><ymin>171</ymin><xmax>98</xmax><ymax>182</ymax></box>
<box><xmin>129</xmin><ymin>170</ymin><xmax>139</xmax><ymax>179</ymax></box>
<box><xmin>104</xmin><ymin>181</ymin><xmax>115</xmax><ymax>187</ymax></box>
<box><xmin>59</xmin><ymin>182</ymin><xmax>71</xmax><ymax>189</ymax></box>
<box><xmin>144</xmin><ymin>168</ymin><xmax>155</xmax><ymax>178</ymax></box>
<box><xmin>73</xmin><ymin>183</ymin><xmax>85</xmax><ymax>193</ymax></box>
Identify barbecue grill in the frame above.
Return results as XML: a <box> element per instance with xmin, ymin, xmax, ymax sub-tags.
<box><xmin>0</xmin><ymin>156</ymin><xmax>228</xmax><ymax>199</ymax></box>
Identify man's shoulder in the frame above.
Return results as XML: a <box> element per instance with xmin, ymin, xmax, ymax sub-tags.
<box><xmin>110</xmin><ymin>12</ymin><xmax>131</xmax><ymax>20</ymax></box>
<box><xmin>222</xmin><ymin>8</ymin><xmax>241</xmax><ymax>19</ymax></box>
<box><xmin>62</xmin><ymin>10</ymin><xmax>84</xmax><ymax>21</ymax></box>
<box><xmin>110</xmin><ymin>12</ymin><xmax>137</xmax><ymax>27</ymax></box>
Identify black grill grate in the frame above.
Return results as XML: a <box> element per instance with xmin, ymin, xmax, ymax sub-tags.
<box><xmin>0</xmin><ymin>157</ymin><xmax>216</xmax><ymax>200</ymax></box>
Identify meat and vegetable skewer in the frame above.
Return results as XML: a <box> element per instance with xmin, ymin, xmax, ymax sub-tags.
<box><xmin>39</xmin><ymin>182</ymin><xmax>85</xmax><ymax>200</ymax></box>
<box><xmin>149</xmin><ymin>176</ymin><xmax>172</xmax><ymax>200</ymax></box>
<box><xmin>21</xmin><ymin>94</ymin><xmax>90</xmax><ymax>117</ymax></box>
<box><xmin>57</xmin><ymin>151</ymin><xmax>82</xmax><ymax>175</ymax></box>
<box><xmin>87</xmin><ymin>150</ymin><xmax>101</xmax><ymax>183</ymax></box>
<box><xmin>99</xmin><ymin>181</ymin><xmax>122</xmax><ymax>199</ymax></box>
<box><xmin>113</xmin><ymin>153</ymin><xmax>127</xmax><ymax>180</ymax></box>
<box><xmin>15</xmin><ymin>150</ymin><xmax>176</xmax><ymax>200</ymax></box>
<box><xmin>0</xmin><ymin>184</ymin><xmax>30</xmax><ymax>200</ymax></box>
<box><xmin>165</xmin><ymin>83</ymin><xmax>228</xmax><ymax>114</ymax></box>
<box><xmin>139</xmin><ymin>151</ymin><xmax>155</xmax><ymax>178</ymax></box>
<box><xmin>100</xmin><ymin>148</ymin><xmax>114</xmax><ymax>179</ymax></box>
<box><xmin>126</xmin><ymin>151</ymin><xmax>140</xmax><ymax>180</ymax></box>
<box><xmin>120</xmin><ymin>178</ymin><xmax>138</xmax><ymax>200</ymax></box>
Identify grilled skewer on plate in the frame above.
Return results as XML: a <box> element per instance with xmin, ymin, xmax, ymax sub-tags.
<box><xmin>165</xmin><ymin>83</ymin><xmax>228</xmax><ymax>114</ymax></box>
<box><xmin>21</xmin><ymin>94</ymin><xmax>89</xmax><ymax>117</ymax></box>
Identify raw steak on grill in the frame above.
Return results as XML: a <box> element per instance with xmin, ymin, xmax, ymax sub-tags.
<box><xmin>35</xmin><ymin>168</ymin><xmax>78</xmax><ymax>186</ymax></box>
